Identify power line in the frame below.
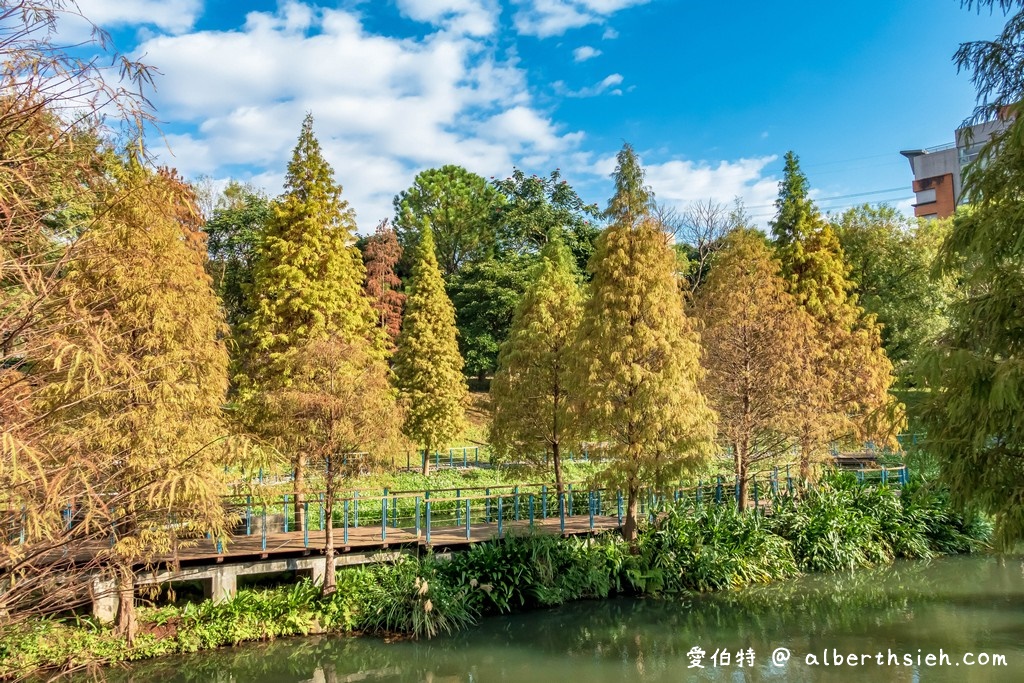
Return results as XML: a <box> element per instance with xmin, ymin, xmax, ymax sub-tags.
<box><xmin>745</xmin><ymin>186</ymin><xmax>908</xmax><ymax>211</ymax></box>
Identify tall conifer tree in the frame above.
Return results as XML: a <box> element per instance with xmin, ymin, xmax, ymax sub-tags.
<box><xmin>771</xmin><ymin>152</ymin><xmax>900</xmax><ymax>479</ymax></box>
<box><xmin>239</xmin><ymin>114</ymin><xmax>383</xmax><ymax>526</ymax></box>
<box><xmin>570</xmin><ymin>144</ymin><xmax>716</xmax><ymax>543</ymax></box>
<box><xmin>490</xmin><ymin>228</ymin><xmax>583</xmax><ymax>494</ymax></box>
<box><xmin>393</xmin><ymin>224</ymin><xmax>467</xmax><ymax>474</ymax></box>
<box><xmin>695</xmin><ymin>229</ymin><xmax>815</xmax><ymax>509</ymax></box>
<box><xmin>362</xmin><ymin>219</ymin><xmax>405</xmax><ymax>351</ymax></box>
<box><xmin>41</xmin><ymin>165</ymin><xmax>232</xmax><ymax>641</ymax></box>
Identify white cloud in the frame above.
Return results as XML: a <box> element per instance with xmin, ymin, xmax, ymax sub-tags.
<box><xmin>396</xmin><ymin>0</ymin><xmax>500</xmax><ymax>37</ymax></box>
<box><xmin>601</xmin><ymin>26</ymin><xmax>619</xmax><ymax>39</ymax></box>
<box><xmin>555</xmin><ymin>72</ymin><xmax>624</xmax><ymax>97</ymax></box>
<box><xmin>572</xmin><ymin>45</ymin><xmax>602</xmax><ymax>62</ymax></box>
<box><xmin>588</xmin><ymin>153</ymin><xmax>781</xmax><ymax>225</ymax></box>
<box><xmin>75</xmin><ymin>0</ymin><xmax>203</xmax><ymax>34</ymax></box>
<box><xmin>138</xmin><ymin>2</ymin><xmax>581</xmax><ymax>226</ymax></box>
<box><xmin>513</xmin><ymin>0</ymin><xmax>649</xmax><ymax>37</ymax></box>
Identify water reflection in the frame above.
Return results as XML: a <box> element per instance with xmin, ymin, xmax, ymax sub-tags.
<box><xmin>93</xmin><ymin>556</ymin><xmax>1024</xmax><ymax>683</ymax></box>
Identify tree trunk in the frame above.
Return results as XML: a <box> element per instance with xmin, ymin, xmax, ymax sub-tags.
<box><xmin>421</xmin><ymin>447</ymin><xmax>430</xmax><ymax>476</ymax></box>
<box><xmin>294</xmin><ymin>454</ymin><xmax>306</xmax><ymax>532</ymax></box>
<box><xmin>321</xmin><ymin>492</ymin><xmax>336</xmax><ymax>597</ymax></box>
<box><xmin>622</xmin><ymin>486</ymin><xmax>640</xmax><ymax>550</ymax></box>
<box><xmin>114</xmin><ymin>566</ymin><xmax>137</xmax><ymax>645</ymax></box>
<box><xmin>799</xmin><ymin>432</ymin><xmax>812</xmax><ymax>483</ymax></box>
<box><xmin>552</xmin><ymin>442</ymin><xmax>564</xmax><ymax>497</ymax></box>
<box><xmin>735</xmin><ymin>440</ymin><xmax>749</xmax><ymax>512</ymax></box>
<box><xmin>737</xmin><ymin>464</ymin><xmax>749</xmax><ymax>513</ymax></box>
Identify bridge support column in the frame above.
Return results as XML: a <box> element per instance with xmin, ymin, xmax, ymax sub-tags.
<box><xmin>91</xmin><ymin>577</ymin><xmax>117</xmax><ymax>624</ymax></box>
<box><xmin>202</xmin><ymin>567</ymin><xmax>237</xmax><ymax>603</ymax></box>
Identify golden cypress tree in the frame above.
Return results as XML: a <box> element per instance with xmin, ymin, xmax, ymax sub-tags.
<box><xmin>694</xmin><ymin>229</ymin><xmax>815</xmax><ymax>509</ymax></box>
<box><xmin>570</xmin><ymin>144</ymin><xmax>716</xmax><ymax>543</ymax></box>
<box><xmin>772</xmin><ymin>152</ymin><xmax>901</xmax><ymax>479</ymax></box>
<box><xmin>39</xmin><ymin>164</ymin><xmax>232</xmax><ymax>642</ymax></box>
<box><xmin>393</xmin><ymin>224</ymin><xmax>467</xmax><ymax>475</ymax></box>
<box><xmin>490</xmin><ymin>228</ymin><xmax>583</xmax><ymax>494</ymax></box>
<box><xmin>239</xmin><ymin>114</ymin><xmax>384</xmax><ymax>526</ymax></box>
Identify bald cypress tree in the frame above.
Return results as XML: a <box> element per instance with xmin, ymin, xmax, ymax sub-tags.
<box><xmin>771</xmin><ymin>152</ymin><xmax>900</xmax><ymax>479</ymax></box>
<box><xmin>239</xmin><ymin>114</ymin><xmax>383</xmax><ymax>526</ymax></box>
<box><xmin>40</xmin><ymin>165</ymin><xmax>232</xmax><ymax>642</ymax></box>
<box><xmin>570</xmin><ymin>144</ymin><xmax>716</xmax><ymax>543</ymax></box>
<box><xmin>393</xmin><ymin>224</ymin><xmax>467</xmax><ymax>474</ymax></box>
<box><xmin>490</xmin><ymin>228</ymin><xmax>583</xmax><ymax>494</ymax></box>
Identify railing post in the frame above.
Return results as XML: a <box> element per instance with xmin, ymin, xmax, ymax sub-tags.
<box><xmin>354</xmin><ymin>491</ymin><xmax>359</xmax><ymax>528</ymax></box>
<box><xmin>415</xmin><ymin>496</ymin><xmax>421</xmax><ymax>537</ymax></box>
<box><xmin>435</xmin><ymin>450</ymin><xmax>440</xmax><ymax>468</ymax></box>
<box><xmin>463</xmin><ymin>447</ymin><xmax>468</xmax><ymax>467</ymax></box>
<box><xmin>381</xmin><ymin>497</ymin><xmax>388</xmax><ymax>541</ymax></box>
<box><xmin>304</xmin><ymin>502</ymin><xmax>309</xmax><ymax>547</ymax></box>
<box><xmin>696</xmin><ymin>480</ymin><xmax>702</xmax><ymax>505</ymax></box>
<box><xmin>559</xmin><ymin>493</ymin><xmax>566</xmax><ymax>534</ymax></box>
<box><xmin>319</xmin><ymin>493</ymin><xmax>325</xmax><ymax>531</ymax></box>
<box><xmin>246</xmin><ymin>496</ymin><xmax>252</xmax><ymax>535</ymax></box>
<box><xmin>568</xmin><ymin>484</ymin><xmax>574</xmax><ymax>517</ymax></box>
<box><xmin>485</xmin><ymin>488</ymin><xmax>491</xmax><ymax>523</ymax></box>
<box><xmin>617</xmin><ymin>491</ymin><xmax>623</xmax><ymax>525</ymax></box>
<box><xmin>529</xmin><ymin>493</ymin><xmax>535</xmax><ymax>525</ymax></box>
<box><xmin>589</xmin><ymin>491</ymin><xmax>595</xmax><ymax>530</ymax></box>
<box><xmin>881</xmin><ymin>466</ymin><xmax>888</xmax><ymax>485</ymax></box>
<box><xmin>393</xmin><ymin>492</ymin><xmax>399</xmax><ymax>528</ymax></box>
<box><xmin>449</xmin><ymin>449</ymin><xmax>453</xmax><ymax>468</ymax></box>
<box><xmin>715</xmin><ymin>476</ymin><xmax>723</xmax><ymax>504</ymax></box>
<box><xmin>426</xmin><ymin>500</ymin><xmax>432</xmax><ymax>546</ymax></box>
<box><xmin>753</xmin><ymin>478</ymin><xmax>759</xmax><ymax>513</ymax></box>
<box><xmin>542</xmin><ymin>485</ymin><xmax>548</xmax><ymax>519</ymax></box>
<box><xmin>514</xmin><ymin>486</ymin><xmax>520</xmax><ymax>520</ymax></box>
<box><xmin>465</xmin><ymin>499</ymin><xmax>471</xmax><ymax>540</ymax></box>
<box><xmin>261</xmin><ymin>505</ymin><xmax>267</xmax><ymax>551</ymax></box>
<box><xmin>283</xmin><ymin>494</ymin><xmax>289</xmax><ymax>533</ymax></box>
<box><xmin>497</xmin><ymin>495</ymin><xmax>504</xmax><ymax>538</ymax></box>
<box><xmin>455</xmin><ymin>489</ymin><xmax>461</xmax><ymax>525</ymax></box>
<box><xmin>786</xmin><ymin>465</ymin><xmax>793</xmax><ymax>495</ymax></box>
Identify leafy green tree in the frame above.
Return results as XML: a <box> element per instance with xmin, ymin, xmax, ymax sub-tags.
<box><xmin>922</xmin><ymin>0</ymin><xmax>1024</xmax><ymax>547</ymax></box>
<box><xmin>393</xmin><ymin>224</ymin><xmax>468</xmax><ymax>474</ymax></box>
<box><xmin>570</xmin><ymin>144</ymin><xmax>716</xmax><ymax>543</ymax></box>
<box><xmin>239</xmin><ymin>114</ymin><xmax>382</xmax><ymax>527</ymax></box>
<box><xmin>40</xmin><ymin>165</ymin><xmax>232</xmax><ymax>641</ymax></box>
<box><xmin>448</xmin><ymin>254</ymin><xmax>533</xmax><ymax>381</ymax></box>
<box><xmin>771</xmin><ymin>153</ymin><xmax>901</xmax><ymax>479</ymax></box>
<box><xmin>694</xmin><ymin>229</ymin><xmax>816</xmax><ymax>510</ymax></box>
<box><xmin>834</xmin><ymin>205</ymin><xmax>954</xmax><ymax>381</ymax></box>
<box><xmin>490</xmin><ymin>229</ymin><xmax>583</xmax><ymax>494</ymax></box>
<box><xmin>393</xmin><ymin>165</ymin><xmax>502</xmax><ymax>278</ymax></box>
<box><xmin>203</xmin><ymin>181</ymin><xmax>271</xmax><ymax>330</ymax></box>
<box><xmin>492</xmin><ymin>168</ymin><xmax>600</xmax><ymax>274</ymax></box>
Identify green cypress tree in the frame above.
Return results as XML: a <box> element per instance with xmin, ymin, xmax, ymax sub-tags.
<box><xmin>771</xmin><ymin>152</ymin><xmax>901</xmax><ymax>479</ymax></box>
<box><xmin>922</xmin><ymin>0</ymin><xmax>1024</xmax><ymax>547</ymax></box>
<box><xmin>239</xmin><ymin>114</ymin><xmax>383</xmax><ymax>525</ymax></box>
<box><xmin>490</xmin><ymin>228</ymin><xmax>583</xmax><ymax>494</ymax></box>
<box><xmin>393</xmin><ymin>223</ymin><xmax>467</xmax><ymax>474</ymax></box>
<box><xmin>571</xmin><ymin>144</ymin><xmax>716</xmax><ymax>543</ymax></box>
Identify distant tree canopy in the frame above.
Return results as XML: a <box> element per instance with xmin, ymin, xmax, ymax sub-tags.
<box><xmin>393</xmin><ymin>165</ymin><xmax>502</xmax><ymax>278</ymax></box>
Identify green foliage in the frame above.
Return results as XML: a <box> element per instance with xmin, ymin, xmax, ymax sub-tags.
<box><xmin>360</xmin><ymin>557</ymin><xmax>476</xmax><ymax>639</ymax></box>
<box><xmin>393</xmin><ymin>224</ymin><xmax>468</xmax><ymax>465</ymax></box>
<box><xmin>447</xmin><ymin>254</ymin><xmax>533</xmax><ymax>379</ymax></box>
<box><xmin>393</xmin><ymin>165</ymin><xmax>502</xmax><ymax>278</ymax></box>
<box><xmin>491</xmin><ymin>230</ymin><xmax>584</xmax><ymax>485</ymax></box>
<box><xmin>492</xmin><ymin>168</ymin><xmax>601</xmax><ymax>274</ymax></box>
<box><xmin>238</xmin><ymin>113</ymin><xmax>381</xmax><ymax>389</ymax></box>
<box><xmin>203</xmin><ymin>181</ymin><xmax>271</xmax><ymax>329</ymax></box>
<box><xmin>639</xmin><ymin>503</ymin><xmax>799</xmax><ymax>592</ymax></box>
<box><xmin>834</xmin><ymin>205</ymin><xmax>954</xmax><ymax>381</ymax></box>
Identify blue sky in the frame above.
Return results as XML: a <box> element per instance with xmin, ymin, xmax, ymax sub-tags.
<box><xmin>69</xmin><ymin>0</ymin><xmax>1008</xmax><ymax>228</ymax></box>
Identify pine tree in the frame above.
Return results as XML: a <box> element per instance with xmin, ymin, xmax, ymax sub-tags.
<box><xmin>490</xmin><ymin>228</ymin><xmax>583</xmax><ymax>494</ymax></box>
<box><xmin>921</xmin><ymin>0</ymin><xmax>1024</xmax><ymax>547</ymax></box>
<box><xmin>39</xmin><ymin>164</ymin><xmax>232</xmax><ymax>642</ymax></box>
<box><xmin>694</xmin><ymin>229</ymin><xmax>815</xmax><ymax>510</ymax></box>
<box><xmin>770</xmin><ymin>152</ymin><xmax>900</xmax><ymax>479</ymax></box>
<box><xmin>393</xmin><ymin>224</ymin><xmax>467</xmax><ymax>474</ymax></box>
<box><xmin>570</xmin><ymin>144</ymin><xmax>716</xmax><ymax>543</ymax></box>
<box><xmin>239</xmin><ymin>113</ymin><xmax>383</xmax><ymax>527</ymax></box>
<box><xmin>362</xmin><ymin>219</ymin><xmax>405</xmax><ymax>351</ymax></box>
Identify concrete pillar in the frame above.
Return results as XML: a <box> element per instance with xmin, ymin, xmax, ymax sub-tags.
<box><xmin>309</xmin><ymin>560</ymin><xmax>326</xmax><ymax>586</ymax></box>
<box><xmin>202</xmin><ymin>567</ymin><xmax>237</xmax><ymax>603</ymax></box>
<box><xmin>91</xmin><ymin>576</ymin><xmax>117</xmax><ymax>623</ymax></box>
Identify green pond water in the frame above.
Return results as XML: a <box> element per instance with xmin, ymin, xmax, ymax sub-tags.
<box><xmin>99</xmin><ymin>555</ymin><xmax>1023</xmax><ymax>682</ymax></box>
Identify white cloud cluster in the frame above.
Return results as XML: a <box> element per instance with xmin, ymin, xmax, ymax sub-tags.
<box><xmin>590</xmin><ymin>153</ymin><xmax>781</xmax><ymax>223</ymax></box>
<box><xmin>75</xmin><ymin>0</ymin><xmax>203</xmax><ymax>34</ymax></box>
<box><xmin>138</xmin><ymin>2</ymin><xmax>583</xmax><ymax>225</ymax></box>
<box><xmin>513</xmin><ymin>0</ymin><xmax>650</xmax><ymax>37</ymax></box>
<box><xmin>555</xmin><ymin>72</ymin><xmax>624</xmax><ymax>97</ymax></box>
<box><xmin>572</xmin><ymin>45</ymin><xmax>601</xmax><ymax>62</ymax></box>
<box><xmin>396</xmin><ymin>0</ymin><xmax>500</xmax><ymax>37</ymax></box>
